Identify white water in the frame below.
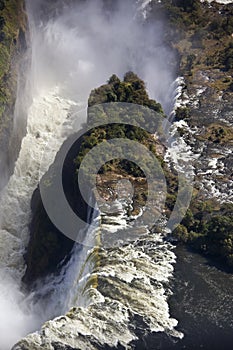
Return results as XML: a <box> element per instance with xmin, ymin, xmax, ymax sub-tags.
<box><xmin>12</xmin><ymin>199</ymin><xmax>183</xmax><ymax>350</ymax></box>
<box><xmin>0</xmin><ymin>0</ymin><xmax>180</xmax><ymax>349</ymax></box>
<box><xmin>201</xmin><ymin>0</ymin><xmax>233</xmax><ymax>3</ymax></box>
<box><xmin>0</xmin><ymin>89</ymin><xmax>80</xmax><ymax>349</ymax></box>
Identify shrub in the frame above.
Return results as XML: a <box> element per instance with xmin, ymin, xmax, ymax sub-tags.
<box><xmin>173</xmin><ymin>224</ymin><xmax>189</xmax><ymax>242</ymax></box>
<box><xmin>221</xmin><ymin>43</ymin><xmax>233</xmax><ymax>71</ymax></box>
<box><xmin>175</xmin><ymin>107</ymin><xmax>190</xmax><ymax>121</ymax></box>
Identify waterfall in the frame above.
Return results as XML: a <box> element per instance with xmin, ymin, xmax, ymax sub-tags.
<box><xmin>0</xmin><ymin>1</ymin><xmax>183</xmax><ymax>349</ymax></box>
<box><xmin>0</xmin><ymin>88</ymin><xmax>79</xmax><ymax>349</ymax></box>
<box><xmin>167</xmin><ymin>76</ymin><xmax>185</xmax><ymax>123</ymax></box>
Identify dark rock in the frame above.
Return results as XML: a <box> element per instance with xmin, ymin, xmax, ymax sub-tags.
<box><xmin>52</xmin><ymin>343</ymin><xmax>80</xmax><ymax>350</ymax></box>
<box><xmin>22</xmin><ymin>129</ymin><xmax>95</xmax><ymax>287</ymax></box>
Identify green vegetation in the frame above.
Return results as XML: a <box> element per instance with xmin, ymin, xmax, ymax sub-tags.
<box><xmin>75</xmin><ymin>72</ymin><xmax>163</xmax><ymax>176</ymax></box>
<box><xmin>221</xmin><ymin>43</ymin><xmax>233</xmax><ymax>71</ymax></box>
<box><xmin>175</xmin><ymin>106</ymin><xmax>190</xmax><ymax>121</ymax></box>
<box><xmin>152</xmin><ymin>0</ymin><xmax>233</xmax><ymax>79</ymax></box>
<box><xmin>173</xmin><ymin>200</ymin><xmax>233</xmax><ymax>268</ymax></box>
<box><xmin>88</xmin><ymin>72</ymin><xmax>163</xmax><ymax>113</ymax></box>
<box><xmin>197</xmin><ymin>123</ymin><xmax>233</xmax><ymax>144</ymax></box>
<box><xmin>0</xmin><ymin>0</ymin><xmax>27</xmax><ymax>132</ymax></box>
<box><xmin>74</xmin><ymin>72</ymin><xmax>178</xmax><ymax>215</ymax></box>
<box><xmin>0</xmin><ymin>0</ymin><xmax>27</xmax><ymax>152</ymax></box>
<box><xmin>0</xmin><ymin>0</ymin><xmax>26</xmax><ymax>77</ymax></box>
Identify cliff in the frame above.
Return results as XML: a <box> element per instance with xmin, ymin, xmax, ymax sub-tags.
<box><xmin>22</xmin><ymin>71</ymin><xmax>176</xmax><ymax>285</ymax></box>
<box><xmin>0</xmin><ymin>0</ymin><xmax>28</xmax><ymax>188</ymax></box>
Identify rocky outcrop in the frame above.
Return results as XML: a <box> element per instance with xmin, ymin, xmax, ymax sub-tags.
<box><xmin>0</xmin><ymin>0</ymin><xmax>28</xmax><ymax>189</ymax></box>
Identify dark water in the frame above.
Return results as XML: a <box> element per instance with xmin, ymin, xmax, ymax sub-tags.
<box><xmin>133</xmin><ymin>245</ymin><xmax>233</xmax><ymax>350</ymax></box>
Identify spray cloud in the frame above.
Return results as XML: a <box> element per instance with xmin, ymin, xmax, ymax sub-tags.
<box><xmin>27</xmin><ymin>0</ymin><xmax>175</xmax><ymax>110</ymax></box>
<box><xmin>0</xmin><ymin>1</ymin><xmax>176</xmax><ymax>349</ymax></box>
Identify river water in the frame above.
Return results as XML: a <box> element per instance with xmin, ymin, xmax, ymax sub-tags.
<box><xmin>134</xmin><ymin>245</ymin><xmax>233</xmax><ymax>350</ymax></box>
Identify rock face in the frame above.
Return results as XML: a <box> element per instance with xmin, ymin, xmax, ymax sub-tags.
<box><xmin>22</xmin><ymin>130</ymin><xmax>95</xmax><ymax>286</ymax></box>
<box><xmin>0</xmin><ymin>0</ymin><xmax>28</xmax><ymax>189</ymax></box>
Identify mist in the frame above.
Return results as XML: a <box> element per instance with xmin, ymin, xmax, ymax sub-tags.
<box><xmin>27</xmin><ymin>0</ymin><xmax>175</xmax><ymax>111</ymax></box>
<box><xmin>0</xmin><ymin>1</ymin><xmax>177</xmax><ymax>349</ymax></box>
<box><xmin>0</xmin><ymin>273</ymin><xmax>38</xmax><ymax>350</ymax></box>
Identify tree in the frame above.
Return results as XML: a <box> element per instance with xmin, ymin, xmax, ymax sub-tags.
<box><xmin>173</xmin><ymin>224</ymin><xmax>189</xmax><ymax>242</ymax></box>
<box><xmin>207</xmin><ymin>216</ymin><xmax>233</xmax><ymax>241</ymax></box>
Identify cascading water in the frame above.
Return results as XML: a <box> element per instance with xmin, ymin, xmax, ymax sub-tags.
<box><xmin>0</xmin><ymin>89</ymin><xmax>79</xmax><ymax>349</ymax></box>
<box><xmin>0</xmin><ymin>1</ymin><xmax>187</xmax><ymax>349</ymax></box>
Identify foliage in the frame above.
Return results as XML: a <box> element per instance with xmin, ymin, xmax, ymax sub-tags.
<box><xmin>74</xmin><ymin>73</ymin><xmax>179</xmax><ymax>216</ymax></box>
<box><xmin>89</xmin><ymin>72</ymin><xmax>163</xmax><ymax>113</ymax></box>
<box><xmin>221</xmin><ymin>43</ymin><xmax>233</xmax><ymax>71</ymax></box>
<box><xmin>208</xmin><ymin>8</ymin><xmax>233</xmax><ymax>37</ymax></box>
<box><xmin>173</xmin><ymin>224</ymin><xmax>189</xmax><ymax>242</ymax></box>
<box><xmin>156</xmin><ymin>0</ymin><xmax>233</xmax><ymax>75</ymax></box>
<box><xmin>172</xmin><ymin>199</ymin><xmax>233</xmax><ymax>268</ymax></box>
<box><xmin>163</xmin><ymin>0</ymin><xmax>207</xmax><ymax>28</ymax></box>
<box><xmin>175</xmin><ymin>106</ymin><xmax>190</xmax><ymax>121</ymax></box>
<box><xmin>171</xmin><ymin>0</ymin><xmax>201</xmax><ymax>13</ymax></box>
<box><xmin>197</xmin><ymin>123</ymin><xmax>233</xmax><ymax>144</ymax></box>
<box><xmin>74</xmin><ymin>123</ymin><xmax>151</xmax><ymax>179</ymax></box>
<box><xmin>76</xmin><ymin>72</ymin><xmax>164</xmax><ymax>178</ymax></box>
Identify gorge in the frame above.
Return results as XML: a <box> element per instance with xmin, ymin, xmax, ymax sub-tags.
<box><xmin>0</xmin><ymin>1</ymin><xmax>232</xmax><ymax>350</ymax></box>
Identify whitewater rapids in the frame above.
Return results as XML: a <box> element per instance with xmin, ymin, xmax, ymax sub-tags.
<box><xmin>0</xmin><ymin>89</ymin><xmax>79</xmax><ymax>349</ymax></box>
<box><xmin>0</xmin><ymin>84</ymin><xmax>183</xmax><ymax>350</ymax></box>
<box><xmin>12</xmin><ymin>196</ymin><xmax>183</xmax><ymax>350</ymax></box>
<box><xmin>0</xmin><ymin>0</ymin><xmax>189</xmax><ymax>348</ymax></box>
